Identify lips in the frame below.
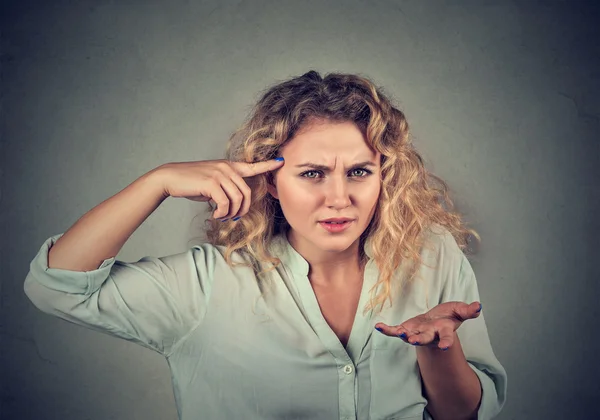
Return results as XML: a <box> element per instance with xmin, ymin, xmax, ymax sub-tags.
<box><xmin>318</xmin><ymin>219</ymin><xmax>354</xmax><ymax>232</ymax></box>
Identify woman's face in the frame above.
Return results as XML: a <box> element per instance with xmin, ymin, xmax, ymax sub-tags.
<box><xmin>267</xmin><ymin>119</ymin><xmax>381</xmax><ymax>255</ymax></box>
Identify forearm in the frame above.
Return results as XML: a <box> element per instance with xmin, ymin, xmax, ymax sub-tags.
<box><xmin>48</xmin><ymin>166</ymin><xmax>169</xmax><ymax>272</ymax></box>
<box><xmin>416</xmin><ymin>332</ymin><xmax>482</xmax><ymax>420</ymax></box>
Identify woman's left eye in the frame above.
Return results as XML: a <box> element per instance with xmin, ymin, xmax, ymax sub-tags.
<box><xmin>350</xmin><ymin>168</ymin><xmax>370</xmax><ymax>177</ymax></box>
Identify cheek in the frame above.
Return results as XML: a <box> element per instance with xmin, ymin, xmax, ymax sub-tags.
<box><xmin>360</xmin><ymin>184</ymin><xmax>381</xmax><ymax>212</ymax></box>
<box><xmin>278</xmin><ymin>182</ymin><xmax>317</xmax><ymax>208</ymax></box>
<box><xmin>362</xmin><ymin>182</ymin><xmax>381</xmax><ymax>201</ymax></box>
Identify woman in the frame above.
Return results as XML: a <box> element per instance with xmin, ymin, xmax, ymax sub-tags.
<box><xmin>24</xmin><ymin>71</ymin><xmax>507</xmax><ymax>420</ymax></box>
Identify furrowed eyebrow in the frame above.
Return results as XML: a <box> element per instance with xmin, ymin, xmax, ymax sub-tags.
<box><xmin>295</xmin><ymin>161</ymin><xmax>377</xmax><ymax>171</ymax></box>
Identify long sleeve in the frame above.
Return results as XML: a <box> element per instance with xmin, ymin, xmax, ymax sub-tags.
<box><xmin>23</xmin><ymin>233</ymin><xmax>216</xmax><ymax>357</ymax></box>
<box><xmin>425</xmin><ymin>247</ymin><xmax>508</xmax><ymax>420</ymax></box>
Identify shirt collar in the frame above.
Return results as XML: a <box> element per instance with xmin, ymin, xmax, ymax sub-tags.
<box><xmin>269</xmin><ymin>231</ymin><xmax>374</xmax><ymax>277</ymax></box>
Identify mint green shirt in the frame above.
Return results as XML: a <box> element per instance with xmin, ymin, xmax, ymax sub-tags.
<box><xmin>24</xmin><ymin>226</ymin><xmax>507</xmax><ymax>420</ymax></box>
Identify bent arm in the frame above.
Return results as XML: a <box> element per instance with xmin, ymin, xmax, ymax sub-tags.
<box><xmin>48</xmin><ymin>165</ymin><xmax>169</xmax><ymax>271</ymax></box>
<box><xmin>23</xmin><ymin>165</ymin><xmax>213</xmax><ymax>356</ymax></box>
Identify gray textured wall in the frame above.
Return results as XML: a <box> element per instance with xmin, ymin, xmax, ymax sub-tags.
<box><xmin>2</xmin><ymin>1</ymin><xmax>598</xmax><ymax>419</ymax></box>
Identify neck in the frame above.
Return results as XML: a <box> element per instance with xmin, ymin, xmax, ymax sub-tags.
<box><xmin>287</xmin><ymin>229</ymin><xmax>366</xmax><ymax>288</ymax></box>
<box><xmin>308</xmin><ymin>262</ymin><xmax>366</xmax><ymax>289</ymax></box>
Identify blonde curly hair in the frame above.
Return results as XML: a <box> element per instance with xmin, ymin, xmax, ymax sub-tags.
<box><xmin>197</xmin><ymin>70</ymin><xmax>480</xmax><ymax>316</ymax></box>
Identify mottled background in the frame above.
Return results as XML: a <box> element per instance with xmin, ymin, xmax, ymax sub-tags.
<box><xmin>1</xmin><ymin>0</ymin><xmax>598</xmax><ymax>419</ymax></box>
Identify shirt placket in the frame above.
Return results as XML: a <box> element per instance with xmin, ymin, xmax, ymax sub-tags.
<box><xmin>291</xmin><ymin>259</ymin><xmax>377</xmax><ymax>420</ymax></box>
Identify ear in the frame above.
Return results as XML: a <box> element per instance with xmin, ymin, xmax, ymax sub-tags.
<box><xmin>266</xmin><ymin>180</ymin><xmax>279</xmax><ymax>200</ymax></box>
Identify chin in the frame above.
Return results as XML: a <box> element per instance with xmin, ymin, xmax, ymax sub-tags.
<box><xmin>290</xmin><ymin>223</ymin><xmax>361</xmax><ymax>247</ymax></box>
<box><xmin>314</xmin><ymin>227</ymin><xmax>361</xmax><ymax>245</ymax></box>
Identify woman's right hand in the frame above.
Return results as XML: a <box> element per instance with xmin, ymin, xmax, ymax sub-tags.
<box><xmin>157</xmin><ymin>158</ymin><xmax>285</xmax><ymax>220</ymax></box>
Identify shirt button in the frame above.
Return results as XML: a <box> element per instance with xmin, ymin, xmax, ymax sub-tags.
<box><xmin>343</xmin><ymin>364</ymin><xmax>354</xmax><ymax>374</ymax></box>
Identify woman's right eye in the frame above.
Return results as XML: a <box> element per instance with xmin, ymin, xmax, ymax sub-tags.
<box><xmin>300</xmin><ymin>170</ymin><xmax>321</xmax><ymax>179</ymax></box>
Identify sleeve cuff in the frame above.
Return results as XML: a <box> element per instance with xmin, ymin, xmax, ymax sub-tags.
<box><xmin>468</xmin><ymin>361</ymin><xmax>506</xmax><ymax>420</ymax></box>
<box><xmin>29</xmin><ymin>233</ymin><xmax>116</xmax><ymax>295</ymax></box>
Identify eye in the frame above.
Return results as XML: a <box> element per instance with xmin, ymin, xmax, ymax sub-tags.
<box><xmin>300</xmin><ymin>170</ymin><xmax>321</xmax><ymax>179</ymax></box>
<box><xmin>299</xmin><ymin>168</ymin><xmax>373</xmax><ymax>179</ymax></box>
<box><xmin>350</xmin><ymin>168</ymin><xmax>372</xmax><ymax>177</ymax></box>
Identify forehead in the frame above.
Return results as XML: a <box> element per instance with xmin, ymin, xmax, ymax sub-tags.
<box><xmin>282</xmin><ymin>121</ymin><xmax>377</xmax><ymax>160</ymax></box>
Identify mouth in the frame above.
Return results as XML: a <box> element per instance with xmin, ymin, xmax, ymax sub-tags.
<box><xmin>319</xmin><ymin>218</ymin><xmax>354</xmax><ymax>223</ymax></box>
<box><xmin>318</xmin><ymin>220</ymin><xmax>354</xmax><ymax>232</ymax></box>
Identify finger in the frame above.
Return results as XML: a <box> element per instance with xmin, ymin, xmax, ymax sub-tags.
<box><xmin>210</xmin><ymin>162</ymin><xmax>251</xmax><ymax>219</ymax></box>
<box><xmin>461</xmin><ymin>301</ymin><xmax>482</xmax><ymax>320</ymax></box>
<box><xmin>407</xmin><ymin>328</ymin><xmax>435</xmax><ymax>346</ymax></box>
<box><xmin>389</xmin><ymin>322</ymin><xmax>423</xmax><ymax>341</ymax></box>
<box><xmin>226</xmin><ymin>172</ymin><xmax>252</xmax><ymax>218</ymax></box>
<box><xmin>449</xmin><ymin>301</ymin><xmax>480</xmax><ymax>322</ymax></box>
<box><xmin>374</xmin><ymin>323</ymin><xmax>398</xmax><ymax>337</ymax></box>
<box><xmin>213</xmin><ymin>174</ymin><xmax>253</xmax><ymax>220</ymax></box>
<box><xmin>231</xmin><ymin>158</ymin><xmax>285</xmax><ymax>178</ymax></box>
<box><xmin>392</xmin><ymin>324</ymin><xmax>421</xmax><ymax>343</ymax></box>
<box><xmin>204</xmin><ymin>180</ymin><xmax>231</xmax><ymax>219</ymax></box>
<box><xmin>437</xmin><ymin>326</ymin><xmax>455</xmax><ymax>350</ymax></box>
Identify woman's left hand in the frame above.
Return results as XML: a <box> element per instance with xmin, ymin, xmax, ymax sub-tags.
<box><xmin>374</xmin><ymin>301</ymin><xmax>482</xmax><ymax>350</ymax></box>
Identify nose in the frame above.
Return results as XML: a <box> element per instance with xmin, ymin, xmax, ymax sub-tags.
<box><xmin>324</xmin><ymin>176</ymin><xmax>352</xmax><ymax>209</ymax></box>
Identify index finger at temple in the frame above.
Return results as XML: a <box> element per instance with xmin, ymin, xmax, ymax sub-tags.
<box><xmin>231</xmin><ymin>159</ymin><xmax>284</xmax><ymax>177</ymax></box>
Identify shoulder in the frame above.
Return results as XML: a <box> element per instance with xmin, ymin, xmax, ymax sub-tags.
<box><xmin>188</xmin><ymin>241</ymin><xmax>262</xmax><ymax>274</ymax></box>
<box><xmin>189</xmin><ymin>241</ymin><xmax>246</xmax><ymax>263</ymax></box>
<box><xmin>417</xmin><ymin>224</ymin><xmax>478</xmax><ymax>305</ymax></box>
<box><xmin>421</xmin><ymin>223</ymin><xmax>465</xmax><ymax>262</ymax></box>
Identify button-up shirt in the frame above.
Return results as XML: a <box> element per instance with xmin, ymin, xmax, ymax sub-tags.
<box><xmin>24</xmin><ymin>225</ymin><xmax>507</xmax><ymax>419</ymax></box>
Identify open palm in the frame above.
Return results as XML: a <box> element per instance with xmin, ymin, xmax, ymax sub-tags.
<box><xmin>374</xmin><ymin>301</ymin><xmax>482</xmax><ymax>350</ymax></box>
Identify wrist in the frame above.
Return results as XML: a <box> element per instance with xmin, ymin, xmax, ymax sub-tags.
<box><xmin>145</xmin><ymin>164</ymin><xmax>172</xmax><ymax>200</ymax></box>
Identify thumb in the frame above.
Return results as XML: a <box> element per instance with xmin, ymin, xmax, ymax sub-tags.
<box><xmin>452</xmin><ymin>301</ymin><xmax>481</xmax><ymax>321</ymax></box>
<box><xmin>231</xmin><ymin>158</ymin><xmax>285</xmax><ymax>178</ymax></box>
<box><xmin>468</xmin><ymin>302</ymin><xmax>482</xmax><ymax>318</ymax></box>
